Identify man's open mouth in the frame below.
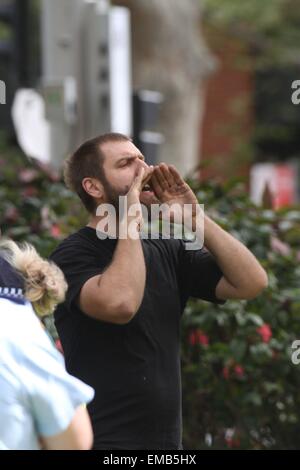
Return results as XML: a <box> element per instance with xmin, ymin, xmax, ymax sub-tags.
<box><xmin>141</xmin><ymin>182</ymin><xmax>154</xmax><ymax>193</ymax></box>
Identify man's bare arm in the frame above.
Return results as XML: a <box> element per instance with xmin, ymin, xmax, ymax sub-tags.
<box><xmin>79</xmin><ymin>165</ymin><xmax>152</xmax><ymax>324</ymax></box>
<box><xmin>150</xmin><ymin>163</ymin><xmax>268</xmax><ymax>302</ymax></box>
<box><xmin>198</xmin><ymin>213</ymin><xmax>268</xmax><ymax>300</ymax></box>
<box><xmin>79</xmin><ymin>236</ymin><xmax>146</xmax><ymax>324</ymax></box>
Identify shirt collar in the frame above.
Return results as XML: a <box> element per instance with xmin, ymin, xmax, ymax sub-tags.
<box><xmin>0</xmin><ymin>256</ymin><xmax>26</xmax><ymax>305</ymax></box>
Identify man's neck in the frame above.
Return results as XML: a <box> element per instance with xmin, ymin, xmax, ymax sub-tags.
<box><xmin>87</xmin><ymin>215</ymin><xmax>119</xmax><ymax>238</ymax></box>
<box><xmin>87</xmin><ymin>217</ymin><xmax>100</xmax><ymax>230</ymax></box>
<box><xmin>87</xmin><ymin>215</ymin><xmax>146</xmax><ymax>240</ymax></box>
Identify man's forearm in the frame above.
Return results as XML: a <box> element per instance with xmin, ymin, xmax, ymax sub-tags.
<box><xmin>192</xmin><ymin>210</ymin><xmax>268</xmax><ymax>295</ymax></box>
<box><xmin>104</xmin><ymin>235</ymin><xmax>146</xmax><ymax>315</ymax></box>
<box><xmin>149</xmin><ymin>162</ymin><xmax>267</xmax><ymax>300</ymax></box>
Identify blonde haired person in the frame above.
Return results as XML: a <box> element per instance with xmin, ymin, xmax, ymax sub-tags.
<box><xmin>0</xmin><ymin>239</ymin><xmax>94</xmax><ymax>450</ymax></box>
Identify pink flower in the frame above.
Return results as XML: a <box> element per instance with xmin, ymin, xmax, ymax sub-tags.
<box><xmin>234</xmin><ymin>364</ymin><xmax>245</xmax><ymax>378</ymax></box>
<box><xmin>270</xmin><ymin>236</ymin><xmax>291</xmax><ymax>256</ymax></box>
<box><xmin>19</xmin><ymin>169</ymin><xmax>39</xmax><ymax>183</ymax></box>
<box><xmin>4</xmin><ymin>206</ymin><xmax>19</xmax><ymax>222</ymax></box>
<box><xmin>50</xmin><ymin>224</ymin><xmax>61</xmax><ymax>239</ymax></box>
<box><xmin>257</xmin><ymin>323</ymin><xmax>272</xmax><ymax>343</ymax></box>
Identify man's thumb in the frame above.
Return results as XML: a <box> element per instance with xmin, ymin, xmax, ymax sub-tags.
<box><xmin>131</xmin><ymin>166</ymin><xmax>145</xmax><ymax>192</ymax></box>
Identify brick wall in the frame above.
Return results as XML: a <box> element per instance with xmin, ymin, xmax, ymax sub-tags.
<box><xmin>200</xmin><ymin>31</ymin><xmax>254</xmax><ymax>184</ymax></box>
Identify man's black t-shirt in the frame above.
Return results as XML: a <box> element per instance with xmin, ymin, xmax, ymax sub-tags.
<box><xmin>50</xmin><ymin>227</ymin><xmax>225</xmax><ymax>450</ymax></box>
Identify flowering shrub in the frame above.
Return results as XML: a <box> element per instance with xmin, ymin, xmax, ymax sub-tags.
<box><xmin>0</xmin><ymin>139</ymin><xmax>87</xmax><ymax>257</ymax></box>
<box><xmin>0</xmin><ymin>140</ymin><xmax>86</xmax><ymax>343</ymax></box>
<box><xmin>181</xmin><ymin>178</ymin><xmax>300</xmax><ymax>449</ymax></box>
<box><xmin>1</xmin><ymin>140</ymin><xmax>300</xmax><ymax>449</ymax></box>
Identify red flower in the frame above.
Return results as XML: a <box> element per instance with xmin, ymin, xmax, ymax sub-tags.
<box><xmin>22</xmin><ymin>186</ymin><xmax>38</xmax><ymax>198</ymax></box>
<box><xmin>225</xmin><ymin>429</ymin><xmax>240</xmax><ymax>448</ymax></box>
<box><xmin>50</xmin><ymin>224</ymin><xmax>61</xmax><ymax>239</ymax></box>
<box><xmin>197</xmin><ymin>330</ymin><xmax>209</xmax><ymax>346</ymax></box>
<box><xmin>188</xmin><ymin>329</ymin><xmax>209</xmax><ymax>347</ymax></box>
<box><xmin>225</xmin><ymin>437</ymin><xmax>241</xmax><ymax>448</ymax></box>
<box><xmin>225</xmin><ymin>436</ymin><xmax>233</xmax><ymax>448</ymax></box>
<box><xmin>222</xmin><ymin>366</ymin><xmax>230</xmax><ymax>380</ymax></box>
<box><xmin>257</xmin><ymin>323</ymin><xmax>272</xmax><ymax>343</ymax></box>
<box><xmin>188</xmin><ymin>331</ymin><xmax>197</xmax><ymax>346</ymax></box>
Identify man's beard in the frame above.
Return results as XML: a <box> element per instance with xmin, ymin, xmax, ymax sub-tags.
<box><xmin>102</xmin><ymin>180</ymin><xmax>157</xmax><ymax>212</ymax></box>
<box><xmin>100</xmin><ymin>172</ymin><xmax>159</xmax><ymax>223</ymax></box>
<box><xmin>102</xmin><ymin>181</ymin><xmax>125</xmax><ymax>215</ymax></box>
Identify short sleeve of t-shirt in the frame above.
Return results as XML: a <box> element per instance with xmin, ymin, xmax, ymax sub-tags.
<box><xmin>178</xmin><ymin>239</ymin><xmax>226</xmax><ymax>305</ymax></box>
<box><xmin>50</xmin><ymin>240</ymin><xmax>110</xmax><ymax>311</ymax></box>
<box><xmin>23</xmin><ymin>341</ymin><xmax>95</xmax><ymax>438</ymax></box>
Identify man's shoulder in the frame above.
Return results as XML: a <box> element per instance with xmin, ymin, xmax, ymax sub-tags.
<box><xmin>50</xmin><ymin>226</ymin><xmax>98</xmax><ymax>255</ymax></box>
<box><xmin>49</xmin><ymin>227</ymin><xmax>115</xmax><ymax>271</ymax></box>
<box><xmin>50</xmin><ymin>231</ymin><xmax>81</xmax><ymax>259</ymax></box>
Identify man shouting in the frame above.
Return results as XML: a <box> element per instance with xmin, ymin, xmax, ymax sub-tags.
<box><xmin>50</xmin><ymin>133</ymin><xmax>268</xmax><ymax>450</ymax></box>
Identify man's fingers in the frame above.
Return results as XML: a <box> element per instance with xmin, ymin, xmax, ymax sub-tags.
<box><xmin>153</xmin><ymin>166</ymin><xmax>169</xmax><ymax>189</ymax></box>
<box><xmin>159</xmin><ymin>163</ymin><xmax>174</xmax><ymax>187</ymax></box>
<box><xmin>142</xmin><ymin>166</ymin><xmax>154</xmax><ymax>187</ymax></box>
<box><xmin>151</xmin><ymin>173</ymin><xmax>164</xmax><ymax>198</ymax></box>
<box><xmin>168</xmin><ymin>165</ymin><xmax>184</xmax><ymax>186</ymax></box>
<box><xmin>131</xmin><ymin>166</ymin><xmax>145</xmax><ymax>192</ymax></box>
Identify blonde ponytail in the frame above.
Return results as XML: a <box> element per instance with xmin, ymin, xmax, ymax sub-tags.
<box><xmin>0</xmin><ymin>240</ymin><xmax>67</xmax><ymax>317</ymax></box>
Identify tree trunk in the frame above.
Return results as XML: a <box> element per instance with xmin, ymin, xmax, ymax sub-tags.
<box><xmin>111</xmin><ymin>0</ymin><xmax>216</xmax><ymax>176</ymax></box>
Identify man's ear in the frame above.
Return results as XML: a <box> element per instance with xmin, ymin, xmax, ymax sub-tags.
<box><xmin>82</xmin><ymin>177</ymin><xmax>104</xmax><ymax>200</ymax></box>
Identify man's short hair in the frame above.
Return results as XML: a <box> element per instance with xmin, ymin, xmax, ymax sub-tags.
<box><xmin>64</xmin><ymin>133</ymin><xmax>131</xmax><ymax>213</ymax></box>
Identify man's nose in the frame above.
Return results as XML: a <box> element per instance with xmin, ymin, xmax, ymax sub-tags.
<box><xmin>136</xmin><ymin>159</ymin><xmax>151</xmax><ymax>176</ymax></box>
<box><xmin>138</xmin><ymin>159</ymin><xmax>149</xmax><ymax>170</ymax></box>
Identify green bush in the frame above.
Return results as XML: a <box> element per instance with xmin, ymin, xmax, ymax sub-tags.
<box><xmin>1</xmin><ymin>141</ymin><xmax>300</xmax><ymax>449</ymax></box>
<box><xmin>0</xmin><ymin>141</ymin><xmax>86</xmax><ymax>341</ymax></box>
<box><xmin>0</xmin><ymin>139</ymin><xmax>87</xmax><ymax>257</ymax></box>
<box><xmin>181</xmin><ymin>178</ymin><xmax>300</xmax><ymax>449</ymax></box>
